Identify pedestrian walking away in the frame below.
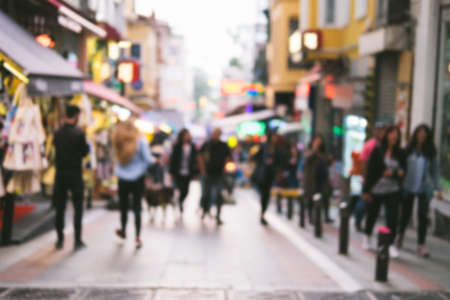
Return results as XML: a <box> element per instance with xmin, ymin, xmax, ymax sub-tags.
<box><xmin>352</xmin><ymin>121</ymin><xmax>387</xmax><ymax>231</ymax></box>
<box><xmin>198</xmin><ymin>128</ymin><xmax>232</xmax><ymax>226</ymax></box>
<box><xmin>302</xmin><ymin>135</ymin><xmax>333</xmax><ymax>225</ymax></box>
<box><xmin>53</xmin><ymin>105</ymin><xmax>89</xmax><ymax>251</ymax></box>
<box><xmin>169</xmin><ymin>129</ymin><xmax>199</xmax><ymax>214</ymax></box>
<box><xmin>362</xmin><ymin>125</ymin><xmax>406</xmax><ymax>258</ymax></box>
<box><xmin>111</xmin><ymin>121</ymin><xmax>153</xmax><ymax>249</ymax></box>
<box><xmin>397</xmin><ymin>124</ymin><xmax>443</xmax><ymax>258</ymax></box>
<box><xmin>252</xmin><ymin>132</ymin><xmax>283</xmax><ymax>226</ymax></box>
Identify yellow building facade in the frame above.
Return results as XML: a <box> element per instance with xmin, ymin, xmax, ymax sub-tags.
<box><xmin>125</xmin><ymin>19</ymin><xmax>159</xmax><ymax>109</ymax></box>
<box><xmin>266</xmin><ymin>0</ymin><xmax>307</xmax><ymax>108</ymax></box>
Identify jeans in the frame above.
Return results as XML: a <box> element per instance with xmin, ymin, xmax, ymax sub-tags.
<box><xmin>399</xmin><ymin>193</ymin><xmax>430</xmax><ymax>245</ymax></box>
<box><xmin>354</xmin><ymin>197</ymin><xmax>366</xmax><ymax>226</ymax></box>
<box><xmin>201</xmin><ymin>174</ymin><xmax>223</xmax><ymax>219</ymax></box>
<box><xmin>364</xmin><ymin>192</ymin><xmax>400</xmax><ymax>245</ymax></box>
<box><xmin>54</xmin><ymin>171</ymin><xmax>84</xmax><ymax>242</ymax></box>
<box><xmin>176</xmin><ymin>175</ymin><xmax>191</xmax><ymax>212</ymax></box>
<box><xmin>118</xmin><ymin>177</ymin><xmax>144</xmax><ymax>238</ymax></box>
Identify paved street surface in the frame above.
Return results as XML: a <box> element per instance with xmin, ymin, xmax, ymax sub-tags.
<box><xmin>0</xmin><ymin>182</ymin><xmax>449</xmax><ymax>299</ymax></box>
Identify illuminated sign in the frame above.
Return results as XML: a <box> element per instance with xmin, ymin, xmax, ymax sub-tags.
<box><xmin>303</xmin><ymin>30</ymin><xmax>321</xmax><ymax>50</ymax></box>
<box><xmin>108</xmin><ymin>42</ymin><xmax>120</xmax><ymax>60</ymax></box>
<box><xmin>118</xmin><ymin>61</ymin><xmax>140</xmax><ymax>83</ymax></box>
<box><xmin>221</xmin><ymin>80</ymin><xmax>246</xmax><ymax>96</ymax></box>
<box><xmin>289</xmin><ymin>30</ymin><xmax>302</xmax><ymax>54</ymax></box>
<box><xmin>245</xmin><ymin>83</ymin><xmax>265</xmax><ymax>97</ymax></box>
<box><xmin>296</xmin><ymin>83</ymin><xmax>311</xmax><ymax>98</ymax></box>
<box><xmin>237</xmin><ymin>121</ymin><xmax>266</xmax><ymax>137</ymax></box>
<box><xmin>35</xmin><ymin>34</ymin><xmax>55</xmax><ymax>48</ymax></box>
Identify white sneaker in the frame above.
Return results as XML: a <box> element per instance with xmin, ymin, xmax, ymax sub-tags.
<box><xmin>389</xmin><ymin>246</ymin><xmax>400</xmax><ymax>259</ymax></box>
<box><xmin>362</xmin><ymin>235</ymin><xmax>372</xmax><ymax>250</ymax></box>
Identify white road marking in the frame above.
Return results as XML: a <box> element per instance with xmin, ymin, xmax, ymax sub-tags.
<box><xmin>247</xmin><ymin>194</ymin><xmax>363</xmax><ymax>292</ymax></box>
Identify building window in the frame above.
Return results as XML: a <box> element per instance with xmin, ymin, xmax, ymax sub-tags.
<box><xmin>355</xmin><ymin>0</ymin><xmax>368</xmax><ymax>20</ymax></box>
<box><xmin>325</xmin><ymin>0</ymin><xmax>335</xmax><ymax>24</ymax></box>
<box><xmin>376</xmin><ymin>0</ymin><xmax>387</xmax><ymax>21</ymax></box>
<box><xmin>131</xmin><ymin>44</ymin><xmax>141</xmax><ymax>59</ymax></box>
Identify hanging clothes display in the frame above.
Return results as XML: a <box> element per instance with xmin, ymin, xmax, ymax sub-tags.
<box><xmin>3</xmin><ymin>84</ymin><xmax>47</xmax><ymax>194</ymax></box>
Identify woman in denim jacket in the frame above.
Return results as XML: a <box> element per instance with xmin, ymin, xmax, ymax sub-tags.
<box><xmin>397</xmin><ymin>124</ymin><xmax>442</xmax><ymax>258</ymax></box>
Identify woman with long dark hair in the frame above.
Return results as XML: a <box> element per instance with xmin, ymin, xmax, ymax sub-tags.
<box><xmin>252</xmin><ymin>132</ymin><xmax>281</xmax><ymax>226</ymax></box>
<box><xmin>169</xmin><ymin>129</ymin><xmax>198</xmax><ymax>214</ymax></box>
<box><xmin>362</xmin><ymin>125</ymin><xmax>406</xmax><ymax>258</ymax></box>
<box><xmin>397</xmin><ymin>124</ymin><xmax>442</xmax><ymax>257</ymax></box>
<box><xmin>303</xmin><ymin>135</ymin><xmax>332</xmax><ymax>224</ymax></box>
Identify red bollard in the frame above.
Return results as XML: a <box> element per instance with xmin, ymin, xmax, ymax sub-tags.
<box><xmin>375</xmin><ymin>227</ymin><xmax>391</xmax><ymax>282</ymax></box>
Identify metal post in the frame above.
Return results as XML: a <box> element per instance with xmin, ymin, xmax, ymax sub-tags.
<box><xmin>339</xmin><ymin>202</ymin><xmax>350</xmax><ymax>255</ymax></box>
<box><xmin>375</xmin><ymin>227</ymin><xmax>391</xmax><ymax>282</ymax></box>
<box><xmin>287</xmin><ymin>197</ymin><xmax>293</xmax><ymax>220</ymax></box>
<box><xmin>86</xmin><ymin>188</ymin><xmax>93</xmax><ymax>209</ymax></box>
<box><xmin>276</xmin><ymin>193</ymin><xmax>282</xmax><ymax>214</ymax></box>
<box><xmin>299</xmin><ymin>196</ymin><xmax>305</xmax><ymax>228</ymax></box>
<box><xmin>1</xmin><ymin>194</ymin><xmax>14</xmax><ymax>245</ymax></box>
<box><xmin>313</xmin><ymin>193</ymin><xmax>322</xmax><ymax>238</ymax></box>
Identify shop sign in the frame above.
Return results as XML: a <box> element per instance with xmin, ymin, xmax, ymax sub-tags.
<box><xmin>221</xmin><ymin>79</ymin><xmax>246</xmax><ymax>96</ymax></box>
<box><xmin>58</xmin><ymin>15</ymin><xmax>82</xmax><ymax>33</ymax></box>
<box><xmin>295</xmin><ymin>82</ymin><xmax>310</xmax><ymax>111</ymax></box>
<box><xmin>326</xmin><ymin>84</ymin><xmax>354</xmax><ymax>109</ymax></box>
<box><xmin>118</xmin><ymin>61</ymin><xmax>140</xmax><ymax>83</ymax></box>
<box><xmin>303</xmin><ymin>30</ymin><xmax>321</xmax><ymax>51</ymax></box>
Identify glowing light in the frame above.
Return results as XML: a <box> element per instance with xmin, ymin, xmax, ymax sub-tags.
<box><xmin>118</xmin><ymin>62</ymin><xmax>136</xmax><ymax>83</ymax></box>
<box><xmin>228</xmin><ymin>136</ymin><xmax>238</xmax><ymax>148</ymax></box>
<box><xmin>3</xmin><ymin>62</ymin><xmax>29</xmax><ymax>84</ymax></box>
<box><xmin>100</xmin><ymin>63</ymin><xmax>111</xmax><ymax>81</ymax></box>
<box><xmin>237</xmin><ymin>121</ymin><xmax>266</xmax><ymax>137</ymax></box>
<box><xmin>199</xmin><ymin>96</ymin><xmax>208</xmax><ymax>107</ymax></box>
<box><xmin>221</xmin><ymin>79</ymin><xmax>246</xmax><ymax>96</ymax></box>
<box><xmin>111</xmin><ymin>105</ymin><xmax>130</xmax><ymax>121</ymax></box>
<box><xmin>134</xmin><ymin>119</ymin><xmax>154</xmax><ymax>134</ymax></box>
<box><xmin>296</xmin><ymin>83</ymin><xmax>310</xmax><ymax>98</ymax></box>
<box><xmin>225</xmin><ymin>162</ymin><xmax>237</xmax><ymax>173</ymax></box>
<box><xmin>118</xmin><ymin>41</ymin><xmax>132</xmax><ymax>48</ymax></box>
<box><xmin>159</xmin><ymin>123</ymin><xmax>172</xmax><ymax>134</ymax></box>
<box><xmin>303</xmin><ymin>31</ymin><xmax>321</xmax><ymax>50</ymax></box>
<box><xmin>108</xmin><ymin>42</ymin><xmax>120</xmax><ymax>60</ymax></box>
<box><xmin>289</xmin><ymin>30</ymin><xmax>302</xmax><ymax>54</ymax></box>
<box><xmin>35</xmin><ymin>34</ymin><xmax>55</xmax><ymax>48</ymax></box>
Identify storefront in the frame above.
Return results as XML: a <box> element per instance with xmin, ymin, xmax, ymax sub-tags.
<box><xmin>435</xmin><ymin>4</ymin><xmax>450</xmax><ymax>197</ymax></box>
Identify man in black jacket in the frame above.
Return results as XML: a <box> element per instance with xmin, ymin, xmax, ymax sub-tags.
<box><xmin>53</xmin><ymin>105</ymin><xmax>89</xmax><ymax>250</ymax></box>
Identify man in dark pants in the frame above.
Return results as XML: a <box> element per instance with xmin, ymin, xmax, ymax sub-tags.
<box><xmin>198</xmin><ymin>128</ymin><xmax>232</xmax><ymax>226</ymax></box>
<box><xmin>53</xmin><ymin>105</ymin><xmax>89</xmax><ymax>250</ymax></box>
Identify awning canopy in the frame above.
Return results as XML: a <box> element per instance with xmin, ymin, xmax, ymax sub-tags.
<box><xmin>212</xmin><ymin>109</ymin><xmax>276</xmax><ymax>130</ymax></box>
<box><xmin>83</xmin><ymin>81</ymin><xmax>143</xmax><ymax>115</ymax></box>
<box><xmin>0</xmin><ymin>11</ymin><xmax>84</xmax><ymax>96</ymax></box>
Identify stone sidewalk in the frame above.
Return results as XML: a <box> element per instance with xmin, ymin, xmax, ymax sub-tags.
<box><xmin>0</xmin><ymin>288</ymin><xmax>449</xmax><ymax>300</ymax></box>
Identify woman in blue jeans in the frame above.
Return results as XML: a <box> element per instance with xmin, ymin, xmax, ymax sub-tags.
<box><xmin>397</xmin><ymin>124</ymin><xmax>442</xmax><ymax>258</ymax></box>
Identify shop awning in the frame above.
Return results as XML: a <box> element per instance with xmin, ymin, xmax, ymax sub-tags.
<box><xmin>83</xmin><ymin>81</ymin><xmax>143</xmax><ymax>115</ymax></box>
<box><xmin>0</xmin><ymin>11</ymin><xmax>84</xmax><ymax>96</ymax></box>
<box><xmin>212</xmin><ymin>109</ymin><xmax>276</xmax><ymax>130</ymax></box>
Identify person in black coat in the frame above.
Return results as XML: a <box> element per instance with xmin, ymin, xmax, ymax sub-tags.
<box><xmin>169</xmin><ymin>129</ymin><xmax>199</xmax><ymax>214</ymax></box>
<box><xmin>362</xmin><ymin>125</ymin><xmax>406</xmax><ymax>258</ymax></box>
<box><xmin>252</xmin><ymin>132</ymin><xmax>283</xmax><ymax>226</ymax></box>
<box><xmin>302</xmin><ymin>135</ymin><xmax>332</xmax><ymax>224</ymax></box>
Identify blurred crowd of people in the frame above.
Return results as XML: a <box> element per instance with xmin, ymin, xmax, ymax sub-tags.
<box><xmin>52</xmin><ymin>106</ymin><xmax>442</xmax><ymax>258</ymax></box>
